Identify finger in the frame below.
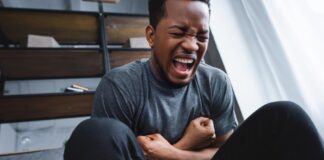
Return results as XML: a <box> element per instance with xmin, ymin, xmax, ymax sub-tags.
<box><xmin>200</xmin><ymin>118</ymin><xmax>212</xmax><ymax>126</ymax></box>
<box><xmin>192</xmin><ymin>117</ymin><xmax>208</xmax><ymax>125</ymax></box>
<box><xmin>137</xmin><ymin>136</ymin><xmax>152</xmax><ymax>152</ymax></box>
<box><xmin>209</xmin><ymin>119</ymin><xmax>215</xmax><ymax>130</ymax></box>
<box><xmin>137</xmin><ymin>135</ymin><xmax>144</xmax><ymax>142</ymax></box>
<box><xmin>146</xmin><ymin>133</ymin><xmax>160</xmax><ymax>140</ymax></box>
<box><xmin>137</xmin><ymin>135</ymin><xmax>151</xmax><ymax>144</ymax></box>
<box><xmin>195</xmin><ymin>116</ymin><xmax>209</xmax><ymax>121</ymax></box>
<box><xmin>212</xmin><ymin>133</ymin><xmax>216</xmax><ymax>139</ymax></box>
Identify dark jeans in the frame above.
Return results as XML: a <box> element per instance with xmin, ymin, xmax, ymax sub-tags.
<box><xmin>64</xmin><ymin>101</ymin><xmax>324</xmax><ymax>160</ymax></box>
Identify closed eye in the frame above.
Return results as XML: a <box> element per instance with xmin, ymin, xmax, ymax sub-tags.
<box><xmin>170</xmin><ymin>32</ymin><xmax>185</xmax><ymax>38</ymax></box>
<box><xmin>197</xmin><ymin>35</ymin><xmax>209</xmax><ymax>42</ymax></box>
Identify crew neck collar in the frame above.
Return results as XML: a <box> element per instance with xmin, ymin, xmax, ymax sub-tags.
<box><xmin>144</xmin><ymin>60</ymin><xmax>188</xmax><ymax>90</ymax></box>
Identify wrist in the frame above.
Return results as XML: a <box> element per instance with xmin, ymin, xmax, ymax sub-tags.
<box><xmin>165</xmin><ymin>146</ymin><xmax>185</xmax><ymax>160</ymax></box>
<box><xmin>173</xmin><ymin>138</ymin><xmax>191</xmax><ymax>150</ymax></box>
<box><xmin>173</xmin><ymin>147</ymin><xmax>189</xmax><ymax>160</ymax></box>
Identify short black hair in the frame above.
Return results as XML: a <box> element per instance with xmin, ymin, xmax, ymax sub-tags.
<box><xmin>148</xmin><ymin>0</ymin><xmax>210</xmax><ymax>29</ymax></box>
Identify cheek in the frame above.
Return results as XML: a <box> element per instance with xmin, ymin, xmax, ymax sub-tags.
<box><xmin>159</xmin><ymin>42</ymin><xmax>178</xmax><ymax>62</ymax></box>
<box><xmin>153</xmin><ymin>48</ymin><xmax>171</xmax><ymax>69</ymax></box>
<box><xmin>198</xmin><ymin>43</ymin><xmax>207</xmax><ymax>57</ymax></box>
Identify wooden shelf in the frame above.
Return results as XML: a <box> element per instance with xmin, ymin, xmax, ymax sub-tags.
<box><xmin>0</xmin><ymin>92</ymin><xmax>94</xmax><ymax>123</ymax></box>
<box><xmin>0</xmin><ymin>9</ymin><xmax>150</xmax><ymax>45</ymax></box>
<box><xmin>0</xmin><ymin>8</ymin><xmax>151</xmax><ymax>122</ymax></box>
<box><xmin>105</xmin><ymin>14</ymin><xmax>149</xmax><ymax>44</ymax></box>
<box><xmin>110</xmin><ymin>48</ymin><xmax>151</xmax><ymax>68</ymax></box>
<box><xmin>0</xmin><ymin>8</ymin><xmax>99</xmax><ymax>45</ymax></box>
<box><xmin>0</xmin><ymin>48</ymin><xmax>104</xmax><ymax>80</ymax></box>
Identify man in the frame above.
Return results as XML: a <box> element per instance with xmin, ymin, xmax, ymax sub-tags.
<box><xmin>64</xmin><ymin>0</ymin><xmax>323</xmax><ymax>159</ymax></box>
<box><xmin>94</xmin><ymin>0</ymin><xmax>234</xmax><ymax>158</ymax></box>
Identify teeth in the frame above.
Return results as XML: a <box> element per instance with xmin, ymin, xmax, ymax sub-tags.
<box><xmin>174</xmin><ymin>58</ymin><xmax>194</xmax><ymax>64</ymax></box>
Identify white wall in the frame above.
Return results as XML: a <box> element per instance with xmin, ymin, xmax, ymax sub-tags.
<box><xmin>0</xmin><ymin>124</ymin><xmax>16</xmax><ymax>153</ymax></box>
<box><xmin>210</xmin><ymin>0</ymin><xmax>277</xmax><ymax>118</ymax></box>
<box><xmin>12</xmin><ymin>117</ymin><xmax>88</xmax><ymax>153</ymax></box>
<box><xmin>211</xmin><ymin>0</ymin><xmax>266</xmax><ymax>118</ymax></box>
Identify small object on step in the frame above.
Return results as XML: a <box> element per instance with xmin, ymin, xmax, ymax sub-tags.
<box><xmin>71</xmin><ymin>84</ymin><xmax>89</xmax><ymax>91</ymax></box>
<box><xmin>123</xmin><ymin>37</ymin><xmax>150</xmax><ymax>49</ymax></box>
<box><xmin>82</xmin><ymin>0</ymin><xmax>120</xmax><ymax>3</ymax></box>
<box><xmin>64</xmin><ymin>87</ymin><xmax>84</xmax><ymax>93</ymax></box>
<box><xmin>64</xmin><ymin>84</ymin><xmax>89</xmax><ymax>93</ymax></box>
<box><xmin>27</xmin><ymin>34</ymin><xmax>60</xmax><ymax>48</ymax></box>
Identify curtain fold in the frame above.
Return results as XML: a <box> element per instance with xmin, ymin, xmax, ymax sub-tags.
<box><xmin>242</xmin><ymin>0</ymin><xmax>324</xmax><ymax>137</ymax></box>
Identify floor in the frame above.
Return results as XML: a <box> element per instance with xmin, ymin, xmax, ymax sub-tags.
<box><xmin>0</xmin><ymin>148</ymin><xmax>63</xmax><ymax>160</ymax></box>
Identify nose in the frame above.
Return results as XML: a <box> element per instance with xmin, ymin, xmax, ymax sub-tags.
<box><xmin>181</xmin><ymin>37</ymin><xmax>199</xmax><ymax>53</ymax></box>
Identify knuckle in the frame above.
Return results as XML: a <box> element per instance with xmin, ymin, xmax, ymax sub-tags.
<box><xmin>206</xmin><ymin>130</ymin><xmax>215</xmax><ymax>137</ymax></box>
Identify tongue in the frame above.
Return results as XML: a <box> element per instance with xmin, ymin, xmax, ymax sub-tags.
<box><xmin>174</xmin><ymin>61</ymin><xmax>188</xmax><ymax>71</ymax></box>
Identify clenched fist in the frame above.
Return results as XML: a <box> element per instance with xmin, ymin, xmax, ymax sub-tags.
<box><xmin>137</xmin><ymin>134</ymin><xmax>179</xmax><ymax>160</ymax></box>
<box><xmin>174</xmin><ymin>117</ymin><xmax>216</xmax><ymax>150</ymax></box>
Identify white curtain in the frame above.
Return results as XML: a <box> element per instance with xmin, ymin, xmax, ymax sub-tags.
<box><xmin>241</xmin><ymin>0</ymin><xmax>324</xmax><ymax>137</ymax></box>
<box><xmin>210</xmin><ymin>0</ymin><xmax>324</xmax><ymax>138</ymax></box>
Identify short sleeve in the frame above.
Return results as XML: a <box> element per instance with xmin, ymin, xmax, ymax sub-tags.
<box><xmin>211</xmin><ymin>73</ymin><xmax>237</xmax><ymax>136</ymax></box>
<box><xmin>91</xmin><ymin>76</ymin><xmax>135</xmax><ymax>128</ymax></box>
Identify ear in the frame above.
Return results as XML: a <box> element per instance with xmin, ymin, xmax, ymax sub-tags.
<box><xmin>145</xmin><ymin>25</ymin><xmax>155</xmax><ymax>48</ymax></box>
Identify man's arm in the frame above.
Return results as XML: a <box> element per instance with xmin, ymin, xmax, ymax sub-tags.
<box><xmin>137</xmin><ymin>117</ymin><xmax>233</xmax><ymax>160</ymax></box>
<box><xmin>173</xmin><ymin>131</ymin><xmax>233</xmax><ymax>160</ymax></box>
<box><xmin>137</xmin><ymin>131</ymin><xmax>233</xmax><ymax>160</ymax></box>
<box><xmin>172</xmin><ymin>117</ymin><xmax>233</xmax><ymax>160</ymax></box>
<box><xmin>173</xmin><ymin>130</ymin><xmax>233</xmax><ymax>159</ymax></box>
<box><xmin>173</xmin><ymin>117</ymin><xmax>216</xmax><ymax>151</ymax></box>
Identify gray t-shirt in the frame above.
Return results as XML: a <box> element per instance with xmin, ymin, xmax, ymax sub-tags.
<box><xmin>92</xmin><ymin>59</ymin><xmax>237</xmax><ymax>144</ymax></box>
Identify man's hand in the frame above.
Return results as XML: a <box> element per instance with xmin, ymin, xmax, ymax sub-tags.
<box><xmin>137</xmin><ymin>117</ymin><xmax>232</xmax><ymax>160</ymax></box>
<box><xmin>137</xmin><ymin>134</ymin><xmax>179</xmax><ymax>160</ymax></box>
<box><xmin>174</xmin><ymin>117</ymin><xmax>216</xmax><ymax>151</ymax></box>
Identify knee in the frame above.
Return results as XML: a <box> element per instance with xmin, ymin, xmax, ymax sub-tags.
<box><xmin>70</xmin><ymin>118</ymin><xmax>131</xmax><ymax>138</ymax></box>
<box><xmin>64</xmin><ymin>118</ymin><xmax>133</xmax><ymax>160</ymax></box>
<box><xmin>263</xmin><ymin>101</ymin><xmax>303</xmax><ymax>113</ymax></box>
<box><xmin>261</xmin><ymin>101</ymin><xmax>309</xmax><ymax>121</ymax></box>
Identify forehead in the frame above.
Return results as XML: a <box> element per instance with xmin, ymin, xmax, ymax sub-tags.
<box><xmin>163</xmin><ymin>0</ymin><xmax>209</xmax><ymax>29</ymax></box>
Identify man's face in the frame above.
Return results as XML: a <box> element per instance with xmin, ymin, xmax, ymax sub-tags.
<box><xmin>147</xmin><ymin>0</ymin><xmax>210</xmax><ymax>86</ymax></box>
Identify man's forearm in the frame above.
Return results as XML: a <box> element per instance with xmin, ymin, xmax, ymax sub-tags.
<box><xmin>172</xmin><ymin>147</ymin><xmax>219</xmax><ymax>160</ymax></box>
<box><xmin>173</xmin><ymin>133</ymin><xmax>216</xmax><ymax>151</ymax></box>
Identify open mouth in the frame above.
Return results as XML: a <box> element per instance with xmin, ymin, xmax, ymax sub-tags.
<box><xmin>173</xmin><ymin>57</ymin><xmax>195</xmax><ymax>72</ymax></box>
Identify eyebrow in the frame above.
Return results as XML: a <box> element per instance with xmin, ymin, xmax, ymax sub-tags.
<box><xmin>168</xmin><ymin>25</ymin><xmax>187</xmax><ymax>30</ymax></box>
<box><xmin>168</xmin><ymin>25</ymin><xmax>209</xmax><ymax>34</ymax></box>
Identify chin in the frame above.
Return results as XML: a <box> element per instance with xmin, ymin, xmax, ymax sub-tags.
<box><xmin>168</xmin><ymin>77</ymin><xmax>193</xmax><ymax>87</ymax></box>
